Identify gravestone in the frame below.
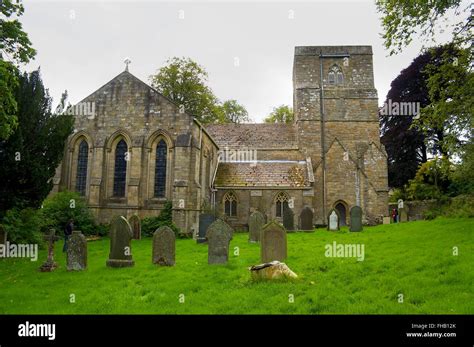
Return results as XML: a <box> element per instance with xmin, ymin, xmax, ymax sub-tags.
<box><xmin>399</xmin><ymin>208</ymin><xmax>408</xmax><ymax>222</ymax></box>
<box><xmin>327</xmin><ymin>209</ymin><xmax>340</xmax><ymax>231</ymax></box>
<box><xmin>248</xmin><ymin>211</ymin><xmax>265</xmax><ymax>243</ymax></box>
<box><xmin>128</xmin><ymin>215</ymin><xmax>141</xmax><ymax>240</ymax></box>
<box><xmin>67</xmin><ymin>230</ymin><xmax>87</xmax><ymax>271</ymax></box>
<box><xmin>397</xmin><ymin>199</ymin><xmax>404</xmax><ymax>210</ymax></box>
<box><xmin>283</xmin><ymin>205</ymin><xmax>294</xmax><ymax>231</ymax></box>
<box><xmin>383</xmin><ymin>216</ymin><xmax>391</xmax><ymax>224</ymax></box>
<box><xmin>106</xmin><ymin>216</ymin><xmax>134</xmax><ymax>268</ymax></box>
<box><xmin>153</xmin><ymin>226</ymin><xmax>175</xmax><ymax>266</ymax></box>
<box><xmin>207</xmin><ymin>219</ymin><xmax>232</xmax><ymax>264</ymax></box>
<box><xmin>300</xmin><ymin>207</ymin><xmax>314</xmax><ymax>231</ymax></box>
<box><xmin>261</xmin><ymin>221</ymin><xmax>287</xmax><ymax>263</ymax></box>
<box><xmin>198</xmin><ymin>213</ymin><xmax>216</xmax><ymax>243</ymax></box>
<box><xmin>0</xmin><ymin>225</ymin><xmax>7</xmax><ymax>246</ymax></box>
<box><xmin>349</xmin><ymin>206</ymin><xmax>363</xmax><ymax>232</ymax></box>
<box><xmin>39</xmin><ymin>229</ymin><xmax>60</xmax><ymax>272</ymax></box>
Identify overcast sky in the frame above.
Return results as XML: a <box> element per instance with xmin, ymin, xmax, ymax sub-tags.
<box><xmin>21</xmin><ymin>0</ymin><xmax>462</xmax><ymax>122</ymax></box>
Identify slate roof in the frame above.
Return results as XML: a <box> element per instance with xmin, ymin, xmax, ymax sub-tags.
<box><xmin>205</xmin><ymin>123</ymin><xmax>297</xmax><ymax>149</ymax></box>
<box><xmin>214</xmin><ymin>160</ymin><xmax>312</xmax><ymax>188</ymax></box>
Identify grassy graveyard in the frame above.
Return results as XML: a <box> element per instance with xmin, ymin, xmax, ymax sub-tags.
<box><xmin>0</xmin><ymin>217</ymin><xmax>473</xmax><ymax>314</ymax></box>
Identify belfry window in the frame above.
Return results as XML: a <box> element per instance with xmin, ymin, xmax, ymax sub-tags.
<box><xmin>328</xmin><ymin>65</ymin><xmax>343</xmax><ymax>85</ymax></box>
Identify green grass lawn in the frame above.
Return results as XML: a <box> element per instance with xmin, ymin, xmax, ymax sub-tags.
<box><xmin>0</xmin><ymin>218</ymin><xmax>473</xmax><ymax>314</ymax></box>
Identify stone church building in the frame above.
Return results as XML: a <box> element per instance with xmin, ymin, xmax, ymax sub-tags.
<box><xmin>52</xmin><ymin>46</ymin><xmax>388</xmax><ymax>236</ymax></box>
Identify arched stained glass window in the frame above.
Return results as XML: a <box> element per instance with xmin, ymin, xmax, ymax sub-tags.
<box><xmin>154</xmin><ymin>139</ymin><xmax>167</xmax><ymax>198</ymax></box>
<box><xmin>113</xmin><ymin>139</ymin><xmax>127</xmax><ymax>197</ymax></box>
<box><xmin>75</xmin><ymin>140</ymin><xmax>88</xmax><ymax>195</ymax></box>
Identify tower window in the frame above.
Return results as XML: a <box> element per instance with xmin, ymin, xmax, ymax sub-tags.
<box><xmin>328</xmin><ymin>65</ymin><xmax>343</xmax><ymax>85</ymax></box>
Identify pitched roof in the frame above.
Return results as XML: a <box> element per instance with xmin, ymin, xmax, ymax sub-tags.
<box><xmin>214</xmin><ymin>160</ymin><xmax>312</xmax><ymax>188</ymax></box>
<box><xmin>205</xmin><ymin>123</ymin><xmax>297</xmax><ymax>149</ymax></box>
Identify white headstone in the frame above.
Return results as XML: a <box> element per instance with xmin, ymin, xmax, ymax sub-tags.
<box><xmin>329</xmin><ymin>211</ymin><xmax>339</xmax><ymax>231</ymax></box>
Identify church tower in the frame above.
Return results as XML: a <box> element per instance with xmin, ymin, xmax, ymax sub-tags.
<box><xmin>293</xmin><ymin>46</ymin><xmax>388</xmax><ymax>225</ymax></box>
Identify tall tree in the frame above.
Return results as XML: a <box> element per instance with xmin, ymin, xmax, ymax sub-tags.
<box><xmin>0</xmin><ymin>70</ymin><xmax>73</xmax><ymax>215</ymax></box>
<box><xmin>217</xmin><ymin>99</ymin><xmax>250</xmax><ymax>124</ymax></box>
<box><xmin>0</xmin><ymin>0</ymin><xmax>36</xmax><ymax>141</ymax></box>
<box><xmin>264</xmin><ymin>105</ymin><xmax>294</xmax><ymax>124</ymax></box>
<box><xmin>150</xmin><ymin>57</ymin><xmax>221</xmax><ymax>123</ymax></box>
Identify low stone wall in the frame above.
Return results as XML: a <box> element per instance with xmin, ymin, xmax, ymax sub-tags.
<box><xmin>388</xmin><ymin>200</ymin><xmax>437</xmax><ymax>221</ymax></box>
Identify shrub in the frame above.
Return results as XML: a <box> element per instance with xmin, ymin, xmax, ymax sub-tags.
<box><xmin>1</xmin><ymin>208</ymin><xmax>45</xmax><ymax>245</ymax></box>
<box><xmin>141</xmin><ymin>201</ymin><xmax>180</xmax><ymax>237</ymax></box>
<box><xmin>41</xmin><ymin>191</ymin><xmax>98</xmax><ymax>236</ymax></box>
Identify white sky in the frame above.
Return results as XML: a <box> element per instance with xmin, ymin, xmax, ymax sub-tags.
<box><xmin>20</xmin><ymin>0</ymin><xmax>465</xmax><ymax>122</ymax></box>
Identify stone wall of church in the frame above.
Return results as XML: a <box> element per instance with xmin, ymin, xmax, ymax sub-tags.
<box><xmin>53</xmin><ymin>71</ymin><xmax>218</xmax><ymax>236</ymax></box>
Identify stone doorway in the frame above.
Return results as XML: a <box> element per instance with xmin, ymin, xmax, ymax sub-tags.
<box><xmin>335</xmin><ymin>202</ymin><xmax>347</xmax><ymax>226</ymax></box>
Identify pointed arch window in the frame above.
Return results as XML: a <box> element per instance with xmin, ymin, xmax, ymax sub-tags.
<box><xmin>224</xmin><ymin>192</ymin><xmax>237</xmax><ymax>217</ymax></box>
<box><xmin>154</xmin><ymin>139</ymin><xmax>167</xmax><ymax>198</ymax></box>
<box><xmin>328</xmin><ymin>65</ymin><xmax>344</xmax><ymax>85</ymax></box>
<box><xmin>75</xmin><ymin>140</ymin><xmax>88</xmax><ymax>195</ymax></box>
<box><xmin>275</xmin><ymin>192</ymin><xmax>290</xmax><ymax>217</ymax></box>
<box><xmin>113</xmin><ymin>139</ymin><xmax>127</xmax><ymax>197</ymax></box>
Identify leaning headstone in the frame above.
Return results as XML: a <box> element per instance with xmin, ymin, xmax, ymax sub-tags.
<box><xmin>39</xmin><ymin>229</ymin><xmax>60</xmax><ymax>272</ymax></box>
<box><xmin>153</xmin><ymin>226</ymin><xmax>175</xmax><ymax>266</ymax></box>
<box><xmin>261</xmin><ymin>221</ymin><xmax>287</xmax><ymax>263</ymax></box>
<box><xmin>198</xmin><ymin>213</ymin><xmax>216</xmax><ymax>243</ymax></box>
<box><xmin>67</xmin><ymin>230</ymin><xmax>87</xmax><ymax>271</ymax></box>
<box><xmin>349</xmin><ymin>206</ymin><xmax>363</xmax><ymax>232</ymax></box>
<box><xmin>128</xmin><ymin>215</ymin><xmax>141</xmax><ymax>240</ymax></box>
<box><xmin>327</xmin><ymin>209</ymin><xmax>340</xmax><ymax>231</ymax></box>
<box><xmin>383</xmin><ymin>216</ymin><xmax>391</xmax><ymax>224</ymax></box>
<box><xmin>106</xmin><ymin>216</ymin><xmax>134</xmax><ymax>268</ymax></box>
<box><xmin>283</xmin><ymin>205</ymin><xmax>294</xmax><ymax>231</ymax></box>
<box><xmin>300</xmin><ymin>207</ymin><xmax>314</xmax><ymax>231</ymax></box>
<box><xmin>399</xmin><ymin>208</ymin><xmax>408</xmax><ymax>222</ymax></box>
<box><xmin>207</xmin><ymin>219</ymin><xmax>232</xmax><ymax>264</ymax></box>
<box><xmin>248</xmin><ymin>211</ymin><xmax>265</xmax><ymax>243</ymax></box>
<box><xmin>0</xmin><ymin>225</ymin><xmax>7</xmax><ymax>246</ymax></box>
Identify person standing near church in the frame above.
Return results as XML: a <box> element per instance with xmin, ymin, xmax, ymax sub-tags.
<box><xmin>63</xmin><ymin>219</ymin><xmax>74</xmax><ymax>252</ymax></box>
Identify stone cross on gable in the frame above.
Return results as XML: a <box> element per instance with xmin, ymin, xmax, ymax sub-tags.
<box><xmin>124</xmin><ymin>58</ymin><xmax>131</xmax><ymax>72</ymax></box>
<box><xmin>39</xmin><ymin>229</ymin><xmax>60</xmax><ymax>272</ymax></box>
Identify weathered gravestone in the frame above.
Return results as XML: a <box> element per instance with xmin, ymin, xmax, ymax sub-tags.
<box><xmin>207</xmin><ymin>219</ymin><xmax>232</xmax><ymax>264</ymax></box>
<box><xmin>39</xmin><ymin>229</ymin><xmax>60</xmax><ymax>272</ymax></box>
<box><xmin>198</xmin><ymin>213</ymin><xmax>216</xmax><ymax>243</ymax></box>
<box><xmin>327</xmin><ymin>209</ymin><xmax>340</xmax><ymax>231</ymax></box>
<box><xmin>128</xmin><ymin>214</ymin><xmax>141</xmax><ymax>240</ymax></box>
<box><xmin>399</xmin><ymin>208</ymin><xmax>408</xmax><ymax>222</ymax></box>
<box><xmin>261</xmin><ymin>221</ymin><xmax>287</xmax><ymax>263</ymax></box>
<box><xmin>349</xmin><ymin>206</ymin><xmax>363</xmax><ymax>232</ymax></box>
<box><xmin>383</xmin><ymin>216</ymin><xmax>391</xmax><ymax>225</ymax></box>
<box><xmin>283</xmin><ymin>205</ymin><xmax>294</xmax><ymax>231</ymax></box>
<box><xmin>67</xmin><ymin>230</ymin><xmax>87</xmax><ymax>271</ymax></box>
<box><xmin>0</xmin><ymin>225</ymin><xmax>7</xmax><ymax>246</ymax></box>
<box><xmin>300</xmin><ymin>207</ymin><xmax>314</xmax><ymax>231</ymax></box>
<box><xmin>248</xmin><ymin>211</ymin><xmax>265</xmax><ymax>243</ymax></box>
<box><xmin>153</xmin><ymin>226</ymin><xmax>175</xmax><ymax>266</ymax></box>
<box><xmin>106</xmin><ymin>216</ymin><xmax>134</xmax><ymax>268</ymax></box>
